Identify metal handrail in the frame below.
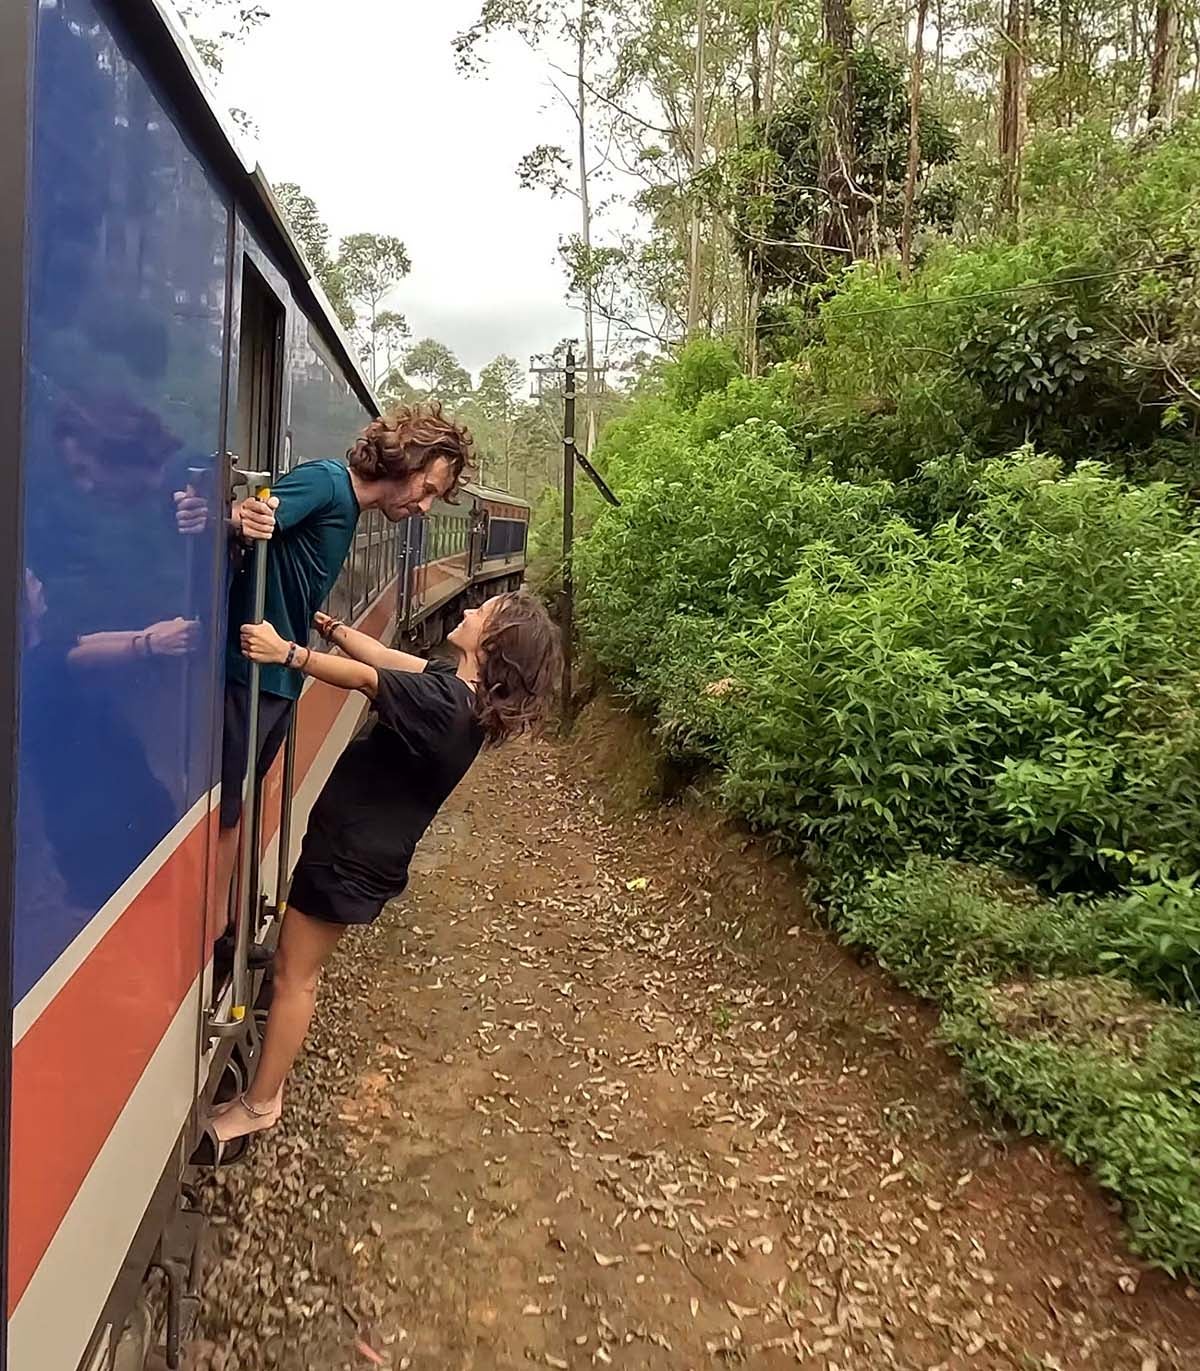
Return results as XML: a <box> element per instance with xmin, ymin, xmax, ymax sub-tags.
<box><xmin>208</xmin><ymin>470</ymin><xmax>272</xmax><ymax>1040</ymax></box>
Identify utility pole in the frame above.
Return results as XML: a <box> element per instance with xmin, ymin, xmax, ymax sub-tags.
<box><xmin>561</xmin><ymin>344</ymin><xmax>577</xmax><ymax>723</ymax></box>
<box><xmin>529</xmin><ymin>345</ymin><xmax>622</xmax><ymax>727</ymax></box>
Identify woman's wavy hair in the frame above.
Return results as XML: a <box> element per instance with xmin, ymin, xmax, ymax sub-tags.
<box><xmin>474</xmin><ymin>592</ymin><xmax>561</xmax><ymax>745</ymax></box>
<box><xmin>347</xmin><ymin>402</ymin><xmax>474</xmax><ymax>501</ymax></box>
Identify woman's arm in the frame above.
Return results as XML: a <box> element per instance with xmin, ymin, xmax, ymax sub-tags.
<box><xmin>313</xmin><ymin>612</ymin><xmax>428</xmax><ymax>674</ymax></box>
<box><xmin>67</xmin><ymin>618</ymin><xmax>199</xmax><ymax>667</ymax></box>
<box><xmin>241</xmin><ymin>620</ymin><xmax>378</xmax><ymax>699</ymax></box>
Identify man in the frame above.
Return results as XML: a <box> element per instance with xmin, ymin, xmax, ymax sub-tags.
<box><xmin>216</xmin><ymin>403</ymin><xmax>475</xmax><ymax>922</ymax></box>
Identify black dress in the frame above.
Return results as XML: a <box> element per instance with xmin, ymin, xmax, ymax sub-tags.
<box><xmin>288</xmin><ymin>660</ymin><xmax>483</xmax><ymax>926</ymax></box>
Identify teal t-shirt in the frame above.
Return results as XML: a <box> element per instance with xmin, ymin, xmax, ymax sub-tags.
<box><xmin>226</xmin><ymin>459</ymin><xmax>359</xmax><ymax>701</ymax></box>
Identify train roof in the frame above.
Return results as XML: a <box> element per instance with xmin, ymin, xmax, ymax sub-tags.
<box><xmin>136</xmin><ymin>2</ymin><xmax>534</xmax><ymax>515</ymax></box>
<box><xmin>464</xmin><ymin>484</ymin><xmax>532</xmax><ymax>510</ymax></box>
<box><xmin>135</xmin><ymin>0</ymin><xmax>379</xmax><ymax>416</ymax></box>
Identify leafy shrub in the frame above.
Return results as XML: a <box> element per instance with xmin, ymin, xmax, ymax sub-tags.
<box><xmin>591</xmin><ymin>449</ymin><xmax>1200</xmax><ymax>889</ymax></box>
<box><xmin>955</xmin><ymin>300</ymin><xmax>1104</xmax><ymax>425</ymax></box>
<box><xmin>944</xmin><ymin>977</ymin><xmax>1200</xmax><ymax>1275</ymax></box>
<box><xmin>573</xmin><ymin>112</ymin><xmax>1200</xmax><ymax>1278</ymax></box>
<box><xmin>838</xmin><ymin>858</ymin><xmax>1112</xmax><ymax>1002</ymax></box>
<box><xmin>663</xmin><ymin>338</ymin><xmax>741</xmax><ymax>412</ymax></box>
<box><xmin>1095</xmin><ymin>876</ymin><xmax>1200</xmax><ymax>1009</ymax></box>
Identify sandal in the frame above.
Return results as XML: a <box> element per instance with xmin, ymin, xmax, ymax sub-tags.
<box><xmin>190</xmin><ymin>1122</ymin><xmax>254</xmax><ymax>1168</ymax></box>
<box><xmin>194</xmin><ymin>1093</ymin><xmax>281</xmax><ymax>1168</ymax></box>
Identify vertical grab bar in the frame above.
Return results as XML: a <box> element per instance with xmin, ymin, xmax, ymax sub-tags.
<box><xmin>232</xmin><ymin>477</ymin><xmax>272</xmax><ymax>1023</ymax></box>
<box><xmin>209</xmin><ymin>472</ymin><xmax>272</xmax><ymax>1040</ymax></box>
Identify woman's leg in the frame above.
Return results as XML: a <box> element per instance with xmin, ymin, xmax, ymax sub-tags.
<box><xmin>213</xmin><ymin>904</ymin><xmax>345</xmax><ymax>1142</ymax></box>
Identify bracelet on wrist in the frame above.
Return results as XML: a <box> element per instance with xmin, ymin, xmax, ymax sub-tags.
<box><xmin>284</xmin><ymin>642</ymin><xmax>298</xmax><ymax>669</ymax></box>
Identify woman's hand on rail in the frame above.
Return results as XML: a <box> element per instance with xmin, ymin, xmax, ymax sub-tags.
<box><xmin>145</xmin><ymin>617</ymin><xmax>200</xmax><ymax>657</ymax></box>
<box><xmin>241</xmin><ymin>620</ymin><xmax>290</xmax><ymax>665</ymax></box>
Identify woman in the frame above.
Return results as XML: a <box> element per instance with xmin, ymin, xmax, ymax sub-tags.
<box><xmin>209</xmin><ymin>590</ymin><xmax>559</xmax><ymax>1154</ymax></box>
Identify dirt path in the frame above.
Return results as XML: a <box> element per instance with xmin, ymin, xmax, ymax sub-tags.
<box><xmin>193</xmin><ymin>725</ymin><xmax>1200</xmax><ymax>1371</ymax></box>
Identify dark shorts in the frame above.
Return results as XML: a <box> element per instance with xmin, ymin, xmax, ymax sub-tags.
<box><xmin>220</xmin><ymin>683</ymin><xmax>294</xmax><ymax>829</ymax></box>
<box><xmin>287</xmin><ymin>860</ymin><xmax>406</xmax><ymax>928</ymax></box>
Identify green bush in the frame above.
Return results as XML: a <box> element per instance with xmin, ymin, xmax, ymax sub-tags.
<box><xmin>1095</xmin><ymin>876</ymin><xmax>1200</xmax><ymax>1009</ymax></box>
<box><xmin>574</xmin><ymin>113</ymin><xmax>1200</xmax><ymax>1273</ymax></box>
<box><xmin>945</xmin><ymin>977</ymin><xmax>1200</xmax><ymax>1275</ymax></box>
<box><xmin>838</xmin><ymin>858</ymin><xmax>1112</xmax><ymax>1002</ymax></box>
<box><xmin>585</xmin><ymin>445</ymin><xmax>1200</xmax><ymax>889</ymax></box>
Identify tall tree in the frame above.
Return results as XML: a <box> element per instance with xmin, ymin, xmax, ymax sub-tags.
<box><xmin>403</xmin><ymin>339</ymin><xmax>472</xmax><ymax>406</ymax></box>
<box><xmin>456</xmin><ymin>0</ymin><xmax>614</xmax><ymax>452</ymax></box>
<box><xmin>686</xmin><ymin>0</ymin><xmax>709</xmax><ymax>334</ymax></box>
<box><xmin>476</xmin><ymin>355</ymin><xmax>527</xmax><ymax>489</ymax></box>
<box><xmin>998</xmin><ymin>0</ymin><xmax>1029</xmax><ymax>219</ymax></box>
<box><xmin>900</xmin><ymin>0</ymin><xmax>930</xmax><ymax>273</ymax></box>
<box><xmin>273</xmin><ymin>181</ymin><xmax>355</xmax><ymax>331</ymax></box>
<box><xmin>337</xmin><ymin>234</ymin><xmax>412</xmax><ymax>386</ymax></box>
<box><xmin>1149</xmin><ymin>0</ymin><xmax>1181</xmax><ymax>119</ymax></box>
<box><xmin>369</xmin><ymin>310</ymin><xmax>411</xmax><ymax>390</ymax></box>
<box><xmin>818</xmin><ymin>0</ymin><xmax>863</xmax><ymax>255</ymax></box>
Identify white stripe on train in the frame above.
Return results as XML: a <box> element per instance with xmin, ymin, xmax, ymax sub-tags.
<box><xmin>13</xmin><ymin>788</ymin><xmax>219</xmax><ymax>1046</ymax></box>
<box><xmin>8</xmin><ymin>976</ymin><xmax>199</xmax><ymax>1371</ymax></box>
<box><xmin>10</xmin><ymin>688</ymin><xmax>370</xmax><ymax>1371</ymax></box>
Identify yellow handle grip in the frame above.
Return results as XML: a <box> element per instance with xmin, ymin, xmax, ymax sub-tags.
<box><xmin>256</xmin><ymin>484</ymin><xmax>272</xmax><ymax>501</ymax></box>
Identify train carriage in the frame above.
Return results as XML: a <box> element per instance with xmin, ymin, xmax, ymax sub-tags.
<box><xmin>0</xmin><ymin>3</ymin><xmax>530</xmax><ymax>1368</ymax></box>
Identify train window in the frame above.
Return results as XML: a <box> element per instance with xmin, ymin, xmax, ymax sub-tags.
<box><xmin>351</xmin><ymin>523</ymin><xmax>364</xmax><ymax>616</ymax></box>
<box><xmin>234</xmin><ymin>259</ymin><xmax>283</xmax><ymax>478</ymax></box>
<box><xmin>370</xmin><ymin>513</ymin><xmax>383</xmax><ymax>597</ymax></box>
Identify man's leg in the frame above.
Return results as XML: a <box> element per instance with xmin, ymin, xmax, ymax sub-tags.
<box><xmin>214</xmin><ymin>820</ymin><xmax>240</xmax><ymax>929</ymax></box>
<box><xmin>215</xmin><ymin>686</ymin><xmax>293</xmax><ymax>934</ymax></box>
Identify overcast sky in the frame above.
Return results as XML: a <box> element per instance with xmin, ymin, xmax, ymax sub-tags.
<box><xmin>218</xmin><ymin>1</ymin><xmax>585</xmax><ymax>379</ymax></box>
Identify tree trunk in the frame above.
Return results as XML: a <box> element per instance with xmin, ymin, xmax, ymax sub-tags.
<box><xmin>818</xmin><ymin>0</ymin><xmax>861</xmax><ymax>256</ymax></box>
<box><xmin>765</xmin><ymin>0</ymin><xmax>782</xmax><ymax>118</ymax></box>
<box><xmin>748</xmin><ymin>10</ymin><xmax>761</xmax><ymax>122</ymax></box>
<box><xmin>1058</xmin><ymin>0</ymin><xmax>1072</xmax><ymax>125</ymax></box>
<box><xmin>998</xmin><ymin>0</ymin><xmax>1028</xmax><ymax>221</ymax></box>
<box><xmin>369</xmin><ymin>298</ymin><xmax>378</xmax><ymax>387</ymax></box>
<box><xmin>1148</xmin><ymin>0</ymin><xmax>1179</xmax><ymax>120</ymax></box>
<box><xmin>900</xmin><ymin>0</ymin><xmax>929</xmax><ymax>274</ymax></box>
<box><xmin>747</xmin><ymin>1</ymin><xmax>782</xmax><ymax>378</ymax></box>
<box><xmin>1129</xmin><ymin>0</ymin><xmax>1143</xmax><ymax>133</ymax></box>
<box><xmin>575</xmin><ymin>0</ymin><xmax>597</xmax><ymax>455</ymax></box>
<box><xmin>936</xmin><ymin>0</ymin><xmax>945</xmax><ymax>80</ymax></box>
<box><xmin>686</xmin><ymin>0</ymin><xmax>707</xmax><ymax>335</ymax></box>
